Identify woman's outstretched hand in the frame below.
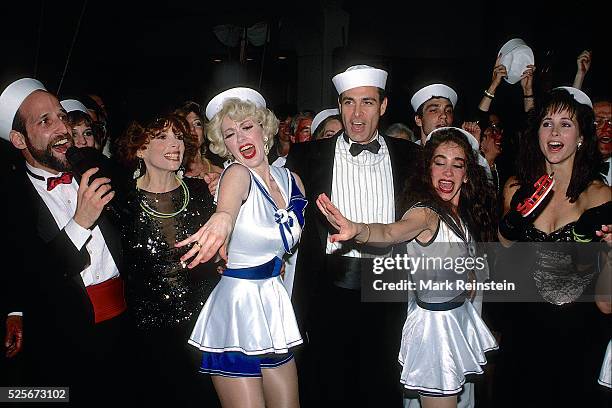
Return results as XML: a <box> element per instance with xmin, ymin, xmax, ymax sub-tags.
<box><xmin>316</xmin><ymin>193</ymin><xmax>360</xmax><ymax>243</ymax></box>
<box><xmin>176</xmin><ymin>211</ymin><xmax>233</xmax><ymax>268</ymax></box>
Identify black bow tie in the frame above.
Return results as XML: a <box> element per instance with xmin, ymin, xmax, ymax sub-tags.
<box><xmin>348</xmin><ymin>138</ymin><xmax>381</xmax><ymax>156</ymax></box>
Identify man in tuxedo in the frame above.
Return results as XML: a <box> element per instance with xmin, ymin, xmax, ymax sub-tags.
<box><xmin>0</xmin><ymin>78</ymin><xmax>126</xmax><ymax>402</ymax></box>
<box><xmin>285</xmin><ymin>65</ymin><xmax>421</xmax><ymax>406</ymax></box>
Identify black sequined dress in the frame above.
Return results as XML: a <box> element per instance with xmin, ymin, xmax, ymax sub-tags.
<box><xmin>118</xmin><ymin>177</ymin><xmax>219</xmax><ymax>406</ymax></box>
<box><xmin>499</xmin><ymin>222</ymin><xmax>608</xmax><ymax>407</ymax></box>
<box><xmin>121</xmin><ymin>177</ymin><xmax>217</xmax><ymax>330</ymax></box>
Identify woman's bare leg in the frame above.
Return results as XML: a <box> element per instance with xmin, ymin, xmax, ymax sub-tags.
<box><xmin>211</xmin><ymin>375</ymin><xmax>266</xmax><ymax>408</ymax></box>
<box><xmin>420</xmin><ymin>395</ymin><xmax>457</xmax><ymax>408</ymax></box>
<box><xmin>261</xmin><ymin>359</ymin><xmax>300</xmax><ymax>408</ymax></box>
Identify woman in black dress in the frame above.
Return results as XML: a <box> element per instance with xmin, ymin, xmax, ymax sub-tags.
<box><xmin>497</xmin><ymin>87</ymin><xmax>611</xmax><ymax>407</ymax></box>
<box><xmin>115</xmin><ymin>113</ymin><xmax>219</xmax><ymax>407</ymax></box>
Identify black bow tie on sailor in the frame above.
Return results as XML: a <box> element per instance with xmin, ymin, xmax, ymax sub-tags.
<box><xmin>343</xmin><ymin>134</ymin><xmax>381</xmax><ymax>156</ymax></box>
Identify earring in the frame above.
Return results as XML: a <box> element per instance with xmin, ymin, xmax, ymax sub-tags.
<box><xmin>133</xmin><ymin>158</ymin><xmax>144</xmax><ymax>179</ymax></box>
<box><xmin>577</xmin><ymin>140</ymin><xmax>583</xmax><ymax>149</ymax></box>
<box><xmin>263</xmin><ymin>136</ymin><xmax>270</xmax><ymax>155</ymax></box>
<box><xmin>176</xmin><ymin>164</ymin><xmax>185</xmax><ymax>179</ymax></box>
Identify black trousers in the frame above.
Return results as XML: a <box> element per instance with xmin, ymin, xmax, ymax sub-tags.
<box><xmin>299</xmin><ymin>283</ymin><xmax>406</xmax><ymax>407</ymax></box>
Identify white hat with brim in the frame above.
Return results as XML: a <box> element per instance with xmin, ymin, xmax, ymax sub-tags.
<box><xmin>311</xmin><ymin>108</ymin><xmax>340</xmax><ymax>134</ymax></box>
<box><xmin>205</xmin><ymin>87</ymin><xmax>266</xmax><ymax>120</ymax></box>
<box><xmin>425</xmin><ymin>126</ymin><xmax>492</xmax><ymax>177</ymax></box>
<box><xmin>0</xmin><ymin>78</ymin><xmax>46</xmax><ymax>141</ymax></box>
<box><xmin>498</xmin><ymin>38</ymin><xmax>535</xmax><ymax>85</ymax></box>
<box><xmin>553</xmin><ymin>86</ymin><xmax>593</xmax><ymax>108</ymax></box>
<box><xmin>60</xmin><ymin>99</ymin><xmax>90</xmax><ymax>115</ymax></box>
<box><xmin>410</xmin><ymin>84</ymin><xmax>458</xmax><ymax>112</ymax></box>
<box><xmin>332</xmin><ymin>65</ymin><xmax>387</xmax><ymax>95</ymax></box>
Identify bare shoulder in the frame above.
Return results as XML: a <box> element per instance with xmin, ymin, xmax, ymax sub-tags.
<box><xmin>582</xmin><ymin>180</ymin><xmax>612</xmax><ymax>208</ymax></box>
<box><xmin>222</xmin><ymin>163</ymin><xmax>250</xmax><ymax>179</ymax></box>
<box><xmin>401</xmin><ymin>206</ymin><xmax>439</xmax><ymax>229</ymax></box>
<box><xmin>219</xmin><ymin>163</ymin><xmax>251</xmax><ymax>192</ymax></box>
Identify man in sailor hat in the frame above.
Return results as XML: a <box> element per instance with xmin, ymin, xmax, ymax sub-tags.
<box><xmin>286</xmin><ymin>64</ymin><xmax>421</xmax><ymax>405</ymax></box>
<box><xmin>0</xmin><ymin>78</ymin><xmax>126</xmax><ymax>403</ymax></box>
<box><xmin>410</xmin><ymin>83</ymin><xmax>459</xmax><ymax>146</ymax></box>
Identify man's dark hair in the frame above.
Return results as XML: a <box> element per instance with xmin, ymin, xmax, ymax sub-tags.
<box><xmin>338</xmin><ymin>87</ymin><xmax>387</xmax><ymax>105</ymax></box>
<box><xmin>415</xmin><ymin>96</ymin><xmax>453</xmax><ymax>117</ymax></box>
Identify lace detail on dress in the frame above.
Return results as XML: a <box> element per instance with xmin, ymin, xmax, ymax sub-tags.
<box><xmin>523</xmin><ymin>222</ymin><xmax>597</xmax><ymax>305</ymax></box>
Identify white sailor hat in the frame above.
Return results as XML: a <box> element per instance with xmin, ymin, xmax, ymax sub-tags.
<box><xmin>498</xmin><ymin>38</ymin><xmax>534</xmax><ymax>85</ymax></box>
<box><xmin>553</xmin><ymin>86</ymin><xmax>593</xmax><ymax>108</ymax></box>
<box><xmin>311</xmin><ymin>108</ymin><xmax>340</xmax><ymax>134</ymax></box>
<box><xmin>205</xmin><ymin>87</ymin><xmax>266</xmax><ymax>121</ymax></box>
<box><xmin>60</xmin><ymin>99</ymin><xmax>90</xmax><ymax>115</ymax></box>
<box><xmin>0</xmin><ymin>78</ymin><xmax>46</xmax><ymax>141</ymax></box>
<box><xmin>425</xmin><ymin>126</ymin><xmax>492</xmax><ymax>176</ymax></box>
<box><xmin>332</xmin><ymin>65</ymin><xmax>388</xmax><ymax>95</ymax></box>
<box><xmin>410</xmin><ymin>84</ymin><xmax>458</xmax><ymax>112</ymax></box>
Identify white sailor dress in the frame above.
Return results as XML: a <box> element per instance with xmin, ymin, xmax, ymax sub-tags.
<box><xmin>188</xmin><ymin>164</ymin><xmax>306</xmax><ymax>377</ymax></box>
<box><xmin>398</xmin><ymin>204</ymin><xmax>498</xmax><ymax>396</ymax></box>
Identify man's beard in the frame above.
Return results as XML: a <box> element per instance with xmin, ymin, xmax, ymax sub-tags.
<box><xmin>25</xmin><ymin>135</ymin><xmax>72</xmax><ymax>172</ymax></box>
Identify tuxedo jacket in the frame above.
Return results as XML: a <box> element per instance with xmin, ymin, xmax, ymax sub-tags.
<box><xmin>6</xmin><ymin>162</ymin><xmax>123</xmax><ymax>348</ymax></box>
<box><xmin>284</xmin><ymin>133</ymin><xmax>422</xmax><ymax>329</ymax></box>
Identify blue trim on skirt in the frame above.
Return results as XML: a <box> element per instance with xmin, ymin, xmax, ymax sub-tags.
<box><xmin>199</xmin><ymin>351</ymin><xmax>294</xmax><ymax>377</ymax></box>
<box><xmin>223</xmin><ymin>257</ymin><xmax>282</xmax><ymax>280</ymax></box>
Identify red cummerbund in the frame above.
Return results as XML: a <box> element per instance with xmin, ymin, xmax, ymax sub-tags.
<box><xmin>85</xmin><ymin>277</ymin><xmax>127</xmax><ymax>324</ymax></box>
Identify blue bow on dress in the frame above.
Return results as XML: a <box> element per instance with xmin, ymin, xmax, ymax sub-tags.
<box><xmin>252</xmin><ymin>172</ymin><xmax>308</xmax><ymax>254</ymax></box>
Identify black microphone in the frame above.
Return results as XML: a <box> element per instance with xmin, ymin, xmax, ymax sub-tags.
<box><xmin>66</xmin><ymin>146</ymin><xmax>118</xmax><ymax>209</ymax></box>
<box><xmin>66</xmin><ymin>146</ymin><xmax>112</xmax><ymax>181</ymax></box>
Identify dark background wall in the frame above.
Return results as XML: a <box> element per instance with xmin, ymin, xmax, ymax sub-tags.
<box><xmin>1</xmin><ymin>0</ymin><xmax>608</xmax><ymax>134</ymax></box>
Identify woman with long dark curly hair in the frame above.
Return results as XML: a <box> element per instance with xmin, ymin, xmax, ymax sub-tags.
<box><xmin>497</xmin><ymin>87</ymin><xmax>611</xmax><ymax>407</ymax></box>
<box><xmin>317</xmin><ymin>127</ymin><xmax>499</xmax><ymax>408</ymax></box>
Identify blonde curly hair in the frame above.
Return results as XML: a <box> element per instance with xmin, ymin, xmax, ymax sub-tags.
<box><xmin>206</xmin><ymin>98</ymin><xmax>278</xmax><ymax>159</ymax></box>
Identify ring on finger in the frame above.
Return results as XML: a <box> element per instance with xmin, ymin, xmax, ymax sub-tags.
<box><xmin>194</xmin><ymin>241</ymin><xmax>202</xmax><ymax>249</ymax></box>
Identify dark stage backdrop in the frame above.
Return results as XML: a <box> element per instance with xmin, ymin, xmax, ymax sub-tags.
<box><xmin>1</xmin><ymin>1</ymin><xmax>608</xmax><ymax>138</ymax></box>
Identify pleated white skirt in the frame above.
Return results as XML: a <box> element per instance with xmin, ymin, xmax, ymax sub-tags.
<box><xmin>188</xmin><ymin>274</ymin><xmax>303</xmax><ymax>355</ymax></box>
<box><xmin>398</xmin><ymin>299</ymin><xmax>498</xmax><ymax>395</ymax></box>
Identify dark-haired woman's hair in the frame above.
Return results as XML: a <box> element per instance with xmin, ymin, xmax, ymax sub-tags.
<box><xmin>174</xmin><ymin>101</ymin><xmax>203</xmax><ymax>118</ymax></box>
<box><xmin>517</xmin><ymin>88</ymin><xmax>600</xmax><ymax>203</ymax></box>
<box><xmin>115</xmin><ymin>113</ymin><xmax>197</xmax><ymax>175</ymax></box>
<box><xmin>67</xmin><ymin>110</ymin><xmax>92</xmax><ymax>128</ymax></box>
<box><xmin>174</xmin><ymin>101</ymin><xmax>209</xmax><ymax>160</ymax></box>
<box><xmin>401</xmin><ymin>128</ymin><xmax>498</xmax><ymax>242</ymax></box>
<box><xmin>313</xmin><ymin>114</ymin><xmax>342</xmax><ymax>140</ymax></box>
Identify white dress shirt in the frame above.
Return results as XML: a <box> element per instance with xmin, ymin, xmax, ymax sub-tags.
<box><xmin>326</xmin><ymin>132</ymin><xmax>395</xmax><ymax>258</ymax></box>
<box><xmin>25</xmin><ymin>163</ymin><xmax>119</xmax><ymax>286</ymax></box>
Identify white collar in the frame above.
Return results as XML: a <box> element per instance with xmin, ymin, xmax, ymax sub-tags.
<box><xmin>342</xmin><ymin>130</ymin><xmax>380</xmax><ymax>146</ymax></box>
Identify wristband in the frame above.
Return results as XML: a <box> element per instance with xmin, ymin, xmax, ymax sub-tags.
<box><xmin>484</xmin><ymin>90</ymin><xmax>495</xmax><ymax>99</ymax></box>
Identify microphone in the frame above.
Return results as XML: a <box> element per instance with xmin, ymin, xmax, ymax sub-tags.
<box><xmin>66</xmin><ymin>146</ymin><xmax>112</xmax><ymax>182</ymax></box>
<box><xmin>66</xmin><ymin>146</ymin><xmax>118</xmax><ymax>210</ymax></box>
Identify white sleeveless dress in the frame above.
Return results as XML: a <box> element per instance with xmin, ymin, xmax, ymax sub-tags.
<box><xmin>398</xmin><ymin>204</ymin><xmax>498</xmax><ymax>396</ymax></box>
<box><xmin>188</xmin><ymin>164</ymin><xmax>305</xmax><ymax>356</ymax></box>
